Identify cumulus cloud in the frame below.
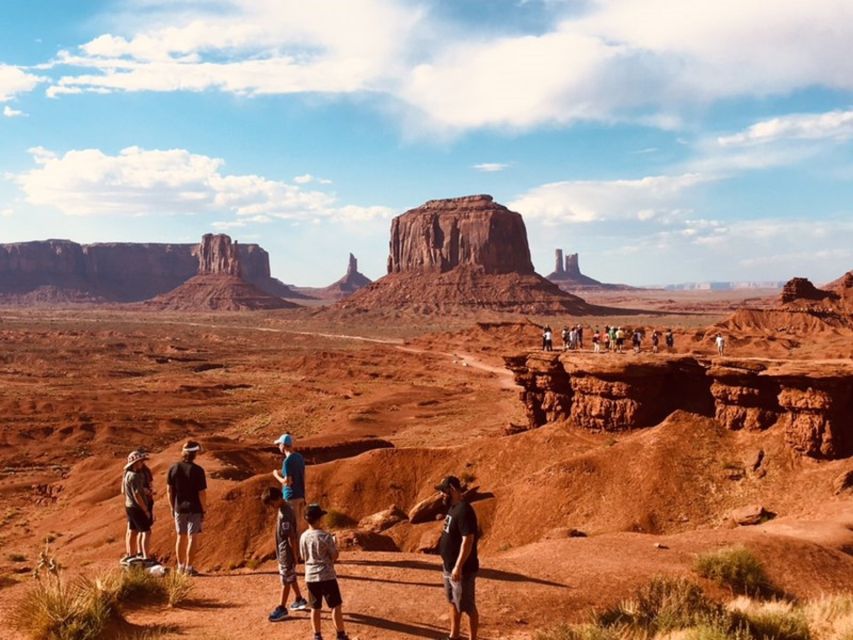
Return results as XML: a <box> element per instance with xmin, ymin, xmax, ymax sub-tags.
<box><xmin>717</xmin><ymin>109</ymin><xmax>853</xmax><ymax>146</ymax></box>
<box><xmin>510</xmin><ymin>173</ymin><xmax>713</xmax><ymax>224</ymax></box>
<box><xmin>0</xmin><ymin>64</ymin><xmax>43</xmax><ymax>102</ymax></box>
<box><xmin>38</xmin><ymin>0</ymin><xmax>853</xmax><ymax>134</ymax></box>
<box><xmin>2</xmin><ymin>105</ymin><xmax>25</xmax><ymax>117</ymax></box>
<box><xmin>12</xmin><ymin>146</ymin><xmax>392</xmax><ymax>222</ymax></box>
<box><xmin>293</xmin><ymin>174</ymin><xmax>332</xmax><ymax>185</ymax></box>
<box><xmin>472</xmin><ymin>163</ymin><xmax>510</xmax><ymax>172</ymax></box>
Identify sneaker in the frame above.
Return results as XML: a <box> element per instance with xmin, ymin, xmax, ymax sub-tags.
<box><xmin>176</xmin><ymin>564</ymin><xmax>185</xmax><ymax>574</ymax></box>
<box><xmin>268</xmin><ymin>606</ymin><xmax>288</xmax><ymax>622</ymax></box>
<box><xmin>335</xmin><ymin>634</ymin><xmax>349</xmax><ymax>640</ymax></box>
<box><xmin>184</xmin><ymin>565</ymin><xmax>200</xmax><ymax>577</ymax></box>
<box><xmin>290</xmin><ymin>598</ymin><xmax>309</xmax><ymax>611</ymax></box>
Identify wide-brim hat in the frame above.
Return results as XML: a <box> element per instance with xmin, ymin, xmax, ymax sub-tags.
<box><xmin>124</xmin><ymin>450</ymin><xmax>149</xmax><ymax>470</ymax></box>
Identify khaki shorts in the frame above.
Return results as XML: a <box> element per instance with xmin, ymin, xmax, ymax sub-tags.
<box><xmin>174</xmin><ymin>512</ymin><xmax>203</xmax><ymax>535</ymax></box>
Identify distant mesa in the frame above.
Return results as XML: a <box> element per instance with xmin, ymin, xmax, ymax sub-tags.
<box><xmin>146</xmin><ymin>234</ymin><xmax>298</xmax><ymax>312</ymax></box>
<box><xmin>340</xmin><ymin>195</ymin><xmax>600</xmax><ymax>314</ymax></box>
<box><xmin>0</xmin><ymin>236</ymin><xmax>305</xmax><ymax>306</ymax></box>
<box><xmin>780</xmin><ymin>277</ymin><xmax>838</xmax><ymax>305</ymax></box>
<box><xmin>546</xmin><ymin>249</ymin><xmax>634</xmax><ymax>291</ymax></box>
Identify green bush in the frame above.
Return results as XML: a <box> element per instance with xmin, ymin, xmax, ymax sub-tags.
<box><xmin>695</xmin><ymin>547</ymin><xmax>774</xmax><ymax>596</ymax></box>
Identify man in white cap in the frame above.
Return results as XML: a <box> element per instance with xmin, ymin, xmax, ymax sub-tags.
<box><xmin>272</xmin><ymin>434</ymin><xmax>306</xmax><ymax>541</ymax></box>
<box><xmin>167</xmin><ymin>440</ymin><xmax>207</xmax><ymax>575</ymax></box>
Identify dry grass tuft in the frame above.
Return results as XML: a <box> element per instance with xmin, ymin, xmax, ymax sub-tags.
<box><xmin>694</xmin><ymin>547</ymin><xmax>774</xmax><ymax>596</ymax></box>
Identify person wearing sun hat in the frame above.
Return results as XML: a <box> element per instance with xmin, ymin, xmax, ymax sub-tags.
<box><xmin>166</xmin><ymin>440</ymin><xmax>207</xmax><ymax>575</ymax></box>
<box><xmin>436</xmin><ymin>475</ymin><xmax>480</xmax><ymax>640</ymax></box>
<box><xmin>121</xmin><ymin>450</ymin><xmax>153</xmax><ymax>563</ymax></box>
<box><xmin>272</xmin><ymin>433</ymin><xmax>307</xmax><ymax>541</ymax></box>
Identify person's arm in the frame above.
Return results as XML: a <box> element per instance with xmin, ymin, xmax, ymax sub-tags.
<box><xmin>328</xmin><ymin>534</ymin><xmax>339</xmax><ymax>563</ymax></box>
<box><xmin>272</xmin><ymin>469</ymin><xmax>284</xmax><ymax>483</ymax></box>
<box><xmin>198</xmin><ymin>490</ymin><xmax>207</xmax><ymax>514</ymax></box>
<box><xmin>166</xmin><ymin>484</ymin><xmax>175</xmax><ymax>515</ymax></box>
<box><xmin>451</xmin><ymin>535</ymin><xmax>474</xmax><ymax>582</ymax></box>
<box><xmin>130</xmin><ymin>480</ymin><xmax>149</xmax><ymax>515</ymax></box>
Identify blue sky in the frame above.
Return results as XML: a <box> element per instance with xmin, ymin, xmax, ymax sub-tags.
<box><xmin>1</xmin><ymin>1</ymin><xmax>852</xmax><ymax>286</ymax></box>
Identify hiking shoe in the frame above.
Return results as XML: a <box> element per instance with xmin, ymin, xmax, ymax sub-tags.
<box><xmin>268</xmin><ymin>606</ymin><xmax>288</xmax><ymax>622</ymax></box>
<box><xmin>290</xmin><ymin>598</ymin><xmax>309</xmax><ymax>611</ymax></box>
<box><xmin>184</xmin><ymin>565</ymin><xmax>200</xmax><ymax>577</ymax></box>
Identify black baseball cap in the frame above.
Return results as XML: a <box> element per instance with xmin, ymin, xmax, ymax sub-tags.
<box><xmin>435</xmin><ymin>475</ymin><xmax>463</xmax><ymax>493</ymax></box>
<box><xmin>305</xmin><ymin>503</ymin><xmax>327</xmax><ymax>521</ymax></box>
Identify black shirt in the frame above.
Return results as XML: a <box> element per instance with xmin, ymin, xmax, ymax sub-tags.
<box><xmin>439</xmin><ymin>501</ymin><xmax>479</xmax><ymax>574</ymax></box>
<box><xmin>166</xmin><ymin>461</ymin><xmax>207</xmax><ymax>514</ymax></box>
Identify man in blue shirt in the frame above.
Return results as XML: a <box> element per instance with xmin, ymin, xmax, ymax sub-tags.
<box><xmin>272</xmin><ymin>433</ymin><xmax>306</xmax><ymax>540</ymax></box>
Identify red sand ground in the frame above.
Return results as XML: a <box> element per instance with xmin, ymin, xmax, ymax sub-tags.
<box><xmin>0</xmin><ymin>294</ymin><xmax>851</xmax><ymax>639</ymax></box>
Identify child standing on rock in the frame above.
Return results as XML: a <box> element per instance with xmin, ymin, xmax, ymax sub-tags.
<box><xmin>300</xmin><ymin>504</ymin><xmax>349</xmax><ymax>640</ymax></box>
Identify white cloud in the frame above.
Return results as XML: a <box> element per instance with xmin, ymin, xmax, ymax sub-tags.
<box><xmin>717</xmin><ymin>109</ymin><xmax>853</xmax><ymax>147</ymax></box>
<box><xmin>293</xmin><ymin>173</ymin><xmax>332</xmax><ymax>185</ymax></box>
<box><xmin>510</xmin><ymin>173</ymin><xmax>713</xmax><ymax>224</ymax></box>
<box><xmin>472</xmin><ymin>162</ymin><xmax>509</xmax><ymax>172</ymax></box>
<box><xmin>0</xmin><ymin>208</ymin><xmax>13</xmax><ymax>217</ymax></box>
<box><xmin>40</xmin><ymin>0</ymin><xmax>853</xmax><ymax>134</ymax></box>
<box><xmin>12</xmin><ymin>146</ymin><xmax>391</xmax><ymax>222</ymax></box>
<box><xmin>2</xmin><ymin>105</ymin><xmax>25</xmax><ymax>117</ymax></box>
<box><xmin>0</xmin><ymin>64</ymin><xmax>43</xmax><ymax>102</ymax></box>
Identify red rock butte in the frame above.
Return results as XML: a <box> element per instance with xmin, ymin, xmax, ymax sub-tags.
<box><xmin>341</xmin><ymin>195</ymin><xmax>601</xmax><ymax>314</ymax></box>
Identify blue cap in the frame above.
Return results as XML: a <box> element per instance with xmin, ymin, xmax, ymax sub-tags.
<box><xmin>273</xmin><ymin>433</ymin><xmax>293</xmax><ymax>447</ymax></box>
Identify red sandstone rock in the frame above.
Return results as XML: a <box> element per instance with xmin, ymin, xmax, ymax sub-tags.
<box><xmin>358</xmin><ymin>505</ymin><xmax>408</xmax><ymax>533</ymax></box>
<box><xmin>780</xmin><ymin>277</ymin><xmax>837</xmax><ymax>304</ymax></box>
<box><xmin>320</xmin><ymin>253</ymin><xmax>372</xmax><ymax>299</ymax></box>
<box><xmin>334</xmin><ymin>528</ymin><xmax>398</xmax><ymax>552</ymax></box>
<box><xmin>408</xmin><ymin>492</ymin><xmax>445</xmax><ymax>524</ymax></box>
<box><xmin>730</xmin><ymin>505</ymin><xmax>770</xmax><ymax>526</ymax></box>
<box><xmin>195</xmin><ymin>233</ymin><xmax>241</xmax><ymax>276</ymax></box>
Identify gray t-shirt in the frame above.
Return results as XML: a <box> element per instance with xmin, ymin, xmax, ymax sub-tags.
<box><xmin>123</xmin><ymin>471</ymin><xmax>146</xmax><ymax>509</ymax></box>
<box><xmin>300</xmin><ymin>529</ymin><xmax>337</xmax><ymax>582</ymax></box>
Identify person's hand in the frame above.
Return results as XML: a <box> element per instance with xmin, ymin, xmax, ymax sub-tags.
<box><xmin>451</xmin><ymin>566</ymin><xmax>462</xmax><ymax>582</ymax></box>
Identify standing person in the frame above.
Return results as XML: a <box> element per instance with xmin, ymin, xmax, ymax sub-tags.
<box><xmin>609</xmin><ymin>326</ymin><xmax>617</xmax><ymax>351</ymax></box>
<box><xmin>561</xmin><ymin>326</ymin><xmax>570</xmax><ymax>351</ymax></box>
<box><xmin>122</xmin><ymin>450</ymin><xmax>153</xmax><ymax>563</ymax></box>
<box><xmin>592</xmin><ymin>328</ymin><xmax>601</xmax><ymax>353</ymax></box>
<box><xmin>542</xmin><ymin>326</ymin><xmax>553</xmax><ymax>352</ymax></box>
<box><xmin>615</xmin><ymin>327</ymin><xmax>625</xmax><ymax>353</ymax></box>
<box><xmin>715</xmin><ymin>333</ymin><xmax>726</xmax><ymax>356</ymax></box>
<box><xmin>577</xmin><ymin>325</ymin><xmax>584</xmax><ymax>350</ymax></box>
<box><xmin>651</xmin><ymin>330</ymin><xmax>660</xmax><ymax>354</ymax></box>
<box><xmin>273</xmin><ymin>433</ymin><xmax>306</xmax><ymax>540</ymax></box>
<box><xmin>632</xmin><ymin>330</ymin><xmax>642</xmax><ymax>354</ymax></box>
<box><xmin>167</xmin><ymin>440</ymin><xmax>207</xmax><ymax>576</ymax></box>
<box><xmin>437</xmin><ymin>476</ymin><xmax>480</xmax><ymax>640</ymax></box>
<box><xmin>262</xmin><ymin>487</ymin><xmax>308</xmax><ymax>621</ymax></box>
<box><xmin>603</xmin><ymin>326</ymin><xmax>611</xmax><ymax>352</ymax></box>
<box><xmin>665</xmin><ymin>329</ymin><xmax>675</xmax><ymax>353</ymax></box>
<box><xmin>300</xmin><ymin>504</ymin><xmax>350</xmax><ymax>640</ymax></box>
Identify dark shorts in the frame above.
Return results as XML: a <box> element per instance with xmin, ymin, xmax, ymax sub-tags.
<box><xmin>443</xmin><ymin>571</ymin><xmax>477</xmax><ymax>614</ymax></box>
<box><xmin>126</xmin><ymin>506</ymin><xmax>152</xmax><ymax>533</ymax></box>
<box><xmin>307</xmin><ymin>579</ymin><xmax>343</xmax><ymax>610</ymax></box>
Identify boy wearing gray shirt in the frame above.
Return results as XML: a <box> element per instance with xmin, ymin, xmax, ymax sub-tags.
<box><xmin>299</xmin><ymin>504</ymin><xmax>349</xmax><ymax>640</ymax></box>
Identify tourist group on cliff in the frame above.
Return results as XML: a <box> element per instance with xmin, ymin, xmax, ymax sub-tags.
<box><xmin>120</xmin><ymin>434</ymin><xmax>480</xmax><ymax>640</ymax></box>
<box><xmin>543</xmin><ymin>324</ymin><xmax>679</xmax><ymax>355</ymax></box>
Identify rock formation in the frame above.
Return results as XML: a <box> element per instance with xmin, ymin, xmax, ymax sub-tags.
<box><xmin>145</xmin><ymin>234</ymin><xmax>298</xmax><ymax>311</ymax></box>
<box><xmin>780</xmin><ymin>277</ymin><xmax>837</xmax><ymax>304</ymax></box>
<box><xmin>0</xmin><ymin>238</ymin><xmax>303</xmax><ymax>304</ymax></box>
<box><xmin>318</xmin><ymin>253</ymin><xmax>372</xmax><ymax>299</ymax></box>
<box><xmin>505</xmin><ymin>353</ymin><xmax>853</xmax><ymax>459</ymax></box>
<box><xmin>546</xmin><ymin>248</ymin><xmax>633</xmax><ymax>290</ymax></box>
<box><xmin>341</xmin><ymin>195</ymin><xmax>599</xmax><ymax>314</ymax></box>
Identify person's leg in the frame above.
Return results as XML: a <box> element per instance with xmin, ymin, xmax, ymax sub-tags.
<box><xmin>292</xmin><ymin>579</ymin><xmax>303</xmax><ymax>601</ymax></box>
<box><xmin>175</xmin><ymin>533</ymin><xmax>185</xmax><ymax>568</ymax></box>
<box><xmin>467</xmin><ymin>607</ymin><xmax>480</xmax><ymax>640</ymax></box>
<box><xmin>125</xmin><ymin>525</ymin><xmax>134</xmax><ymax>557</ymax></box>
<box><xmin>186</xmin><ymin>533</ymin><xmax>200</xmax><ymax>568</ymax></box>
<box><xmin>138</xmin><ymin>531</ymin><xmax>149</xmax><ymax>558</ymax></box>
<box><xmin>311</xmin><ymin>608</ymin><xmax>322</xmax><ymax>635</ymax></box>
<box><xmin>449</xmin><ymin>603</ymin><xmax>462</xmax><ymax>639</ymax></box>
<box><xmin>332</xmin><ymin>606</ymin><xmax>345</xmax><ymax>633</ymax></box>
<box><xmin>279</xmin><ymin>583</ymin><xmax>291</xmax><ymax>607</ymax></box>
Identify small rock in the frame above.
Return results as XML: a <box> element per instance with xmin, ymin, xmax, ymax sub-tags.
<box><xmin>542</xmin><ymin>527</ymin><xmax>587</xmax><ymax>540</ymax></box>
<box><xmin>654</xmin><ymin>543</ymin><xmax>669</xmax><ymax>550</ymax></box>
<box><xmin>833</xmin><ymin>470</ymin><xmax>853</xmax><ymax>494</ymax></box>
<box><xmin>730</xmin><ymin>504</ymin><xmax>772</xmax><ymax>526</ymax></box>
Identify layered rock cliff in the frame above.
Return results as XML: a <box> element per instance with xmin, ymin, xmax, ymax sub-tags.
<box><xmin>342</xmin><ymin>195</ymin><xmax>599</xmax><ymax>314</ymax></box>
<box><xmin>0</xmin><ymin>238</ymin><xmax>301</xmax><ymax>303</ymax></box>
<box><xmin>505</xmin><ymin>353</ymin><xmax>853</xmax><ymax>459</ymax></box>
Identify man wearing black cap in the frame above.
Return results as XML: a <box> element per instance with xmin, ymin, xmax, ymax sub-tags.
<box><xmin>436</xmin><ymin>475</ymin><xmax>479</xmax><ymax>640</ymax></box>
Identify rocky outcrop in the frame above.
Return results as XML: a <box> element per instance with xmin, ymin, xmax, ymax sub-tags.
<box><xmin>387</xmin><ymin>195</ymin><xmax>534</xmax><ymax>275</ymax></box>
<box><xmin>0</xmin><ymin>238</ymin><xmax>302</xmax><ymax>304</ymax></box>
<box><xmin>341</xmin><ymin>196</ymin><xmax>601</xmax><ymax>314</ymax></box>
<box><xmin>505</xmin><ymin>353</ymin><xmax>853</xmax><ymax>459</ymax></box>
<box><xmin>780</xmin><ymin>277</ymin><xmax>837</xmax><ymax>304</ymax></box>
<box><xmin>145</xmin><ymin>234</ymin><xmax>297</xmax><ymax>311</ymax></box>
<box><xmin>318</xmin><ymin>253</ymin><xmax>372</xmax><ymax>299</ymax></box>
<box><xmin>546</xmin><ymin>248</ymin><xmax>634</xmax><ymax>290</ymax></box>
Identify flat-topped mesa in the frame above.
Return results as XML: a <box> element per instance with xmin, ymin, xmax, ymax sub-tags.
<box><xmin>387</xmin><ymin>194</ymin><xmax>534</xmax><ymax>275</ymax></box>
<box><xmin>196</xmin><ymin>233</ymin><xmax>241</xmax><ymax>276</ymax></box>
<box><xmin>780</xmin><ymin>277</ymin><xmax>837</xmax><ymax>304</ymax></box>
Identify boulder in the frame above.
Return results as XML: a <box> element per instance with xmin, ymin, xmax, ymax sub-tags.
<box><xmin>333</xmin><ymin>529</ymin><xmax>398</xmax><ymax>552</ymax></box>
<box><xmin>358</xmin><ymin>506</ymin><xmax>408</xmax><ymax>533</ymax></box>
<box><xmin>416</xmin><ymin>526</ymin><xmax>443</xmax><ymax>554</ymax></box>
<box><xmin>832</xmin><ymin>470</ymin><xmax>853</xmax><ymax>494</ymax></box>
<box><xmin>730</xmin><ymin>505</ymin><xmax>771</xmax><ymax>526</ymax></box>
<box><xmin>408</xmin><ymin>493</ymin><xmax>446</xmax><ymax>524</ymax></box>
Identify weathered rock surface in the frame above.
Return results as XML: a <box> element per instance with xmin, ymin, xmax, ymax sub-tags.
<box><xmin>358</xmin><ymin>506</ymin><xmax>408</xmax><ymax>533</ymax></box>
<box><xmin>780</xmin><ymin>277</ymin><xmax>837</xmax><ymax>304</ymax></box>
<box><xmin>505</xmin><ymin>353</ymin><xmax>853</xmax><ymax>459</ymax></box>
<box><xmin>0</xmin><ymin>237</ymin><xmax>302</xmax><ymax>304</ymax></box>
<box><xmin>146</xmin><ymin>234</ymin><xmax>297</xmax><ymax>311</ymax></box>
<box><xmin>832</xmin><ymin>470</ymin><xmax>853</xmax><ymax>494</ymax></box>
<box><xmin>730</xmin><ymin>504</ymin><xmax>771</xmax><ymax>526</ymax></box>
<box><xmin>341</xmin><ymin>195</ymin><xmax>601</xmax><ymax>314</ymax></box>
<box><xmin>408</xmin><ymin>493</ymin><xmax>445</xmax><ymax>524</ymax></box>
<box><xmin>334</xmin><ymin>528</ymin><xmax>398</xmax><ymax>552</ymax></box>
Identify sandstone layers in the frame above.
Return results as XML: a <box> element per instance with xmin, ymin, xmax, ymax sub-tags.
<box><xmin>341</xmin><ymin>195</ymin><xmax>598</xmax><ymax>314</ymax></box>
<box><xmin>0</xmin><ymin>237</ymin><xmax>301</xmax><ymax>304</ymax></box>
<box><xmin>505</xmin><ymin>352</ymin><xmax>853</xmax><ymax>459</ymax></box>
<box><xmin>146</xmin><ymin>234</ymin><xmax>297</xmax><ymax>311</ymax></box>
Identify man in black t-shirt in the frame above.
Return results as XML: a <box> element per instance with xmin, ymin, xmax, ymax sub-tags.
<box><xmin>436</xmin><ymin>475</ymin><xmax>479</xmax><ymax>640</ymax></box>
<box><xmin>166</xmin><ymin>440</ymin><xmax>207</xmax><ymax>576</ymax></box>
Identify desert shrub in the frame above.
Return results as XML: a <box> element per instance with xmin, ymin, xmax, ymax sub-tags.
<box><xmin>798</xmin><ymin>594</ymin><xmax>853</xmax><ymax>640</ymax></box>
<box><xmin>728</xmin><ymin>598</ymin><xmax>810</xmax><ymax>640</ymax></box>
<box><xmin>695</xmin><ymin>547</ymin><xmax>774</xmax><ymax>596</ymax></box>
<box><xmin>535</xmin><ymin>623</ymin><xmax>619</xmax><ymax>640</ymax></box>
<box><xmin>163</xmin><ymin>570</ymin><xmax>193</xmax><ymax>607</ymax></box>
<box><xmin>324</xmin><ymin>509</ymin><xmax>356</xmax><ymax>530</ymax></box>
